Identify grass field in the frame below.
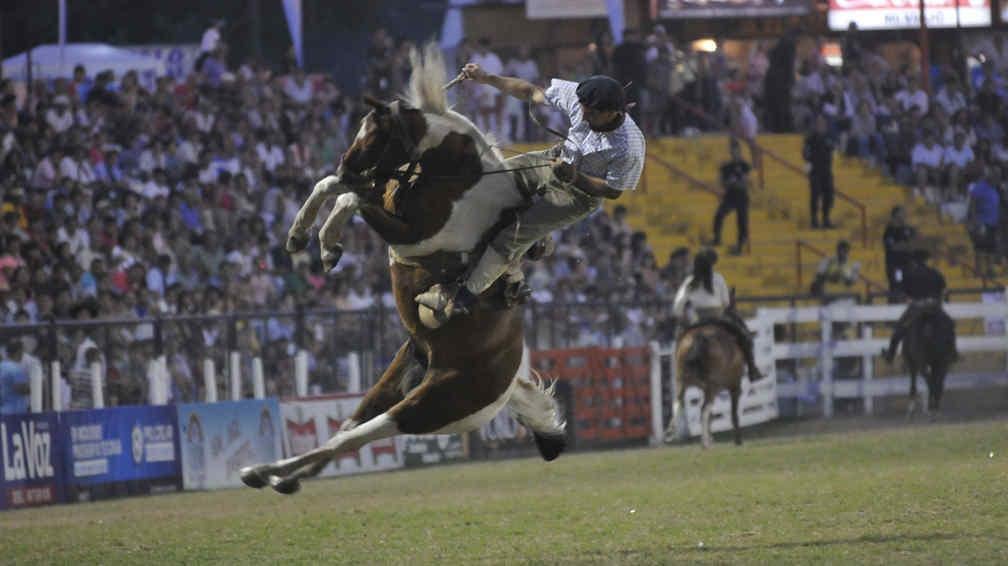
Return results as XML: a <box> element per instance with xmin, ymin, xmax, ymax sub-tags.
<box><xmin>2</xmin><ymin>419</ymin><xmax>1007</xmax><ymax>565</ymax></box>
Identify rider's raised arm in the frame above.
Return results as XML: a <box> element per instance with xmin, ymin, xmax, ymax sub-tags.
<box><xmin>463</xmin><ymin>63</ymin><xmax>546</xmax><ymax>104</ymax></box>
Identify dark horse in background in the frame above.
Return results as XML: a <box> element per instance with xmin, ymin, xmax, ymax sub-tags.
<box><xmin>240</xmin><ymin>44</ymin><xmax>565</xmax><ymax>495</ymax></box>
<box><xmin>901</xmin><ymin>307</ymin><xmax>958</xmax><ymax>417</ymax></box>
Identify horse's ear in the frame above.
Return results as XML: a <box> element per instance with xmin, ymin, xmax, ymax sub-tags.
<box><xmin>363</xmin><ymin>95</ymin><xmax>390</xmax><ymax>115</ymax></box>
<box><xmin>729</xmin><ymin>287</ymin><xmax>737</xmax><ymax>309</ymax></box>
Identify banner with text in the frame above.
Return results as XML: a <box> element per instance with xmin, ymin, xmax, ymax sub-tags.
<box><xmin>828</xmin><ymin>0</ymin><xmax>991</xmax><ymax>30</ymax></box>
<box><xmin>1</xmin><ymin>413</ymin><xmax>63</xmax><ymax>510</ymax></box>
<box><xmin>61</xmin><ymin>406</ymin><xmax>180</xmax><ymax>502</ymax></box>
<box><xmin>177</xmin><ymin>400</ymin><xmax>283</xmax><ymax>490</ymax></box>
<box><xmin>400</xmin><ymin>434</ymin><xmax>467</xmax><ymax>467</ymax></box>
<box><xmin>661</xmin><ymin>0</ymin><xmax>809</xmax><ymax>19</ymax></box>
<box><xmin>281</xmin><ymin>396</ymin><xmax>403</xmax><ymax>477</ymax></box>
<box><xmin>526</xmin><ymin>0</ymin><xmax>607</xmax><ymax>18</ymax></box>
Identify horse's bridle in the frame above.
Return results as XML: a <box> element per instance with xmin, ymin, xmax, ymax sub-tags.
<box><xmin>342</xmin><ymin>98</ymin><xmax>556</xmax><ymax>193</ymax></box>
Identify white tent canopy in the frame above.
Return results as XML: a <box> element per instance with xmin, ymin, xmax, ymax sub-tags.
<box><xmin>2</xmin><ymin>43</ymin><xmax>167</xmax><ymax>85</ymax></box>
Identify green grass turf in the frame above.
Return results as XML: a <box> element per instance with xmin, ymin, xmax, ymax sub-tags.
<box><xmin>1</xmin><ymin>419</ymin><xmax>1006</xmax><ymax>565</ymax></box>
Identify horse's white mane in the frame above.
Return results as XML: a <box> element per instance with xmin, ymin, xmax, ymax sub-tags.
<box><xmin>402</xmin><ymin>42</ymin><xmax>504</xmax><ymax>164</ymax></box>
<box><xmin>404</xmin><ymin>42</ymin><xmax>448</xmax><ymax>115</ymax></box>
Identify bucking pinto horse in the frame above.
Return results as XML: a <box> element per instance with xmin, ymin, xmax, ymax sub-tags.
<box><xmin>240</xmin><ymin>44</ymin><xmax>566</xmax><ymax>495</ymax></box>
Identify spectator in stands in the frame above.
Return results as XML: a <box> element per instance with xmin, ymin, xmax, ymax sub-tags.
<box><xmin>472</xmin><ymin>38</ymin><xmax>504</xmax><ymax>141</ymax></box>
<box><xmin>803</xmin><ymin>115</ymin><xmax>836</xmax><ymax>229</ymax></box>
<box><xmin>967</xmin><ymin>166</ymin><xmax>1002</xmax><ymax>277</ymax></box>
<box><xmin>912</xmin><ymin>132</ymin><xmax>945</xmax><ymax>200</ymax></box>
<box><xmin>711</xmin><ymin>138</ymin><xmax>751</xmax><ymax>255</ymax></box>
<box><xmin>1</xmin><ymin>340</ymin><xmax>30</xmax><ymax>415</ymax></box>
<box><xmin>882</xmin><ymin>206</ymin><xmax>917</xmax><ymax>298</ymax></box>
<box><xmin>811</xmin><ymin>240</ymin><xmax>860</xmax><ymax>297</ymax></box>
<box><xmin>943</xmin><ymin>131</ymin><xmax>975</xmax><ymax>200</ymax></box>
<box><xmin>848</xmin><ymin>100</ymin><xmax>884</xmax><ymax>165</ymax></box>
<box><xmin>503</xmin><ymin>45</ymin><xmax>539</xmax><ymax>143</ymax></box>
<box><xmin>895</xmin><ymin>75</ymin><xmax>928</xmax><ymax>114</ymax></box>
<box><xmin>197</xmin><ymin>19</ymin><xmax>226</xmax><ymax>71</ymax></box>
<box><xmin>763</xmin><ymin>28</ymin><xmax>798</xmax><ymax>132</ymax></box>
<box><xmin>612</xmin><ymin>28</ymin><xmax>647</xmax><ymax>123</ymax></box>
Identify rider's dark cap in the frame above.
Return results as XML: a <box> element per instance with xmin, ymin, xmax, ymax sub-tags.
<box><xmin>576</xmin><ymin>75</ymin><xmax>625</xmax><ymax>112</ymax></box>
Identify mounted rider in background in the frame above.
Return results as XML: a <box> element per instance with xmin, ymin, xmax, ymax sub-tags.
<box><xmin>672</xmin><ymin>249</ymin><xmax>763</xmax><ymax>381</ymax></box>
<box><xmin>882</xmin><ymin>248</ymin><xmax>960</xmax><ymax>363</ymax></box>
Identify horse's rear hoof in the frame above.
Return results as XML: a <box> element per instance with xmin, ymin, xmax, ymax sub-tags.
<box><xmin>533</xmin><ymin>432</ymin><xmax>566</xmax><ymax>462</ymax></box>
<box><xmin>286</xmin><ymin>232</ymin><xmax>309</xmax><ymax>253</ymax></box>
<box><xmin>240</xmin><ymin>466</ymin><xmax>269</xmax><ymax>489</ymax></box>
<box><xmin>270</xmin><ymin>476</ymin><xmax>301</xmax><ymax>495</ymax></box>
<box><xmin>322</xmin><ymin>244</ymin><xmax>343</xmax><ymax>272</ymax></box>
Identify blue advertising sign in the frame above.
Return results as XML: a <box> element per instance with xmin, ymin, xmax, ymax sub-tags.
<box><xmin>1</xmin><ymin>412</ymin><xmax>63</xmax><ymax>510</ymax></box>
<box><xmin>61</xmin><ymin>406</ymin><xmax>181</xmax><ymax>501</ymax></box>
<box><xmin>177</xmin><ymin>400</ymin><xmax>283</xmax><ymax>490</ymax></box>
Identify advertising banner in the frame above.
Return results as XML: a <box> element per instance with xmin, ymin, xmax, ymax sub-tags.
<box><xmin>400</xmin><ymin>434</ymin><xmax>467</xmax><ymax>467</ymax></box>
<box><xmin>526</xmin><ymin>0</ymin><xmax>607</xmax><ymax>18</ymax></box>
<box><xmin>828</xmin><ymin>0</ymin><xmax>991</xmax><ymax>30</ymax></box>
<box><xmin>60</xmin><ymin>406</ymin><xmax>180</xmax><ymax>502</ymax></box>
<box><xmin>468</xmin><ymin>406</ymin><xmax>537</xmax><ymax>459</ymax></box>
<box><xmin>660</xmin><ymin>0</ymin><xmax>809</xmax><ymax>19</ymax></box>
<box><xmin>177</xmin><ymin>400</ymin><xmax>283</xmax><ymax>490</ymax></box>
<box><xmin>280</xmin><ymin>396</ymin><xmax>403</xmax><ymax>477</ymax></box>
<box><xmin>123</xmin><ymin>44</ymin><xmax>200</xmax><ymax>82</ymax></box>
<box><xmin>1</xmin><ymin>412</ymin><xmax>63</xmax><ymax>510</ymax></box>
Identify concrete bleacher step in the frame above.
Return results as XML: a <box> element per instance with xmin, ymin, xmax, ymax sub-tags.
<box><xmin>515</xmin><ymin>134</ymin><xmax>987</xmax><ymax>295</ymax></box>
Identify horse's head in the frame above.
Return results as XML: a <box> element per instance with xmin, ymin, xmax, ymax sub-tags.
<box><xmin>337</xmin><ymin>96</ymin><xmax>427</xmax><ymax>189</ymax></box>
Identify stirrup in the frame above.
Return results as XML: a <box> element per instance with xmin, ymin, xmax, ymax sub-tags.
<box><xmin>504</xmin><ymin>280</ymin><xmax>533</xmax><ymax>307</ymax></box>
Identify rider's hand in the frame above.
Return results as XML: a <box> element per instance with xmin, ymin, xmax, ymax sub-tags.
<box><xmin>461</xmin><ymin>63</ymin><xmax>489</xmax><ymax>83</ymax></box>
<box><xmin>551</xmin><ymin>159</ymin><xmax>577</xmax><ymax>184</ymax></box>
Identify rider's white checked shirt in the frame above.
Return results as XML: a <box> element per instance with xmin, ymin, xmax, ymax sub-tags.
<box><xmin>544</xmin><ymin>79</ymin><xmax>646</xmax><ymax>192</ymax></box>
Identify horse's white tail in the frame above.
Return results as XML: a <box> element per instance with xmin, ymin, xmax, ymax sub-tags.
<box><xmin>507</xmin><ymin>345</ymin><xmax>566</xmax><ymax>437</ymax></box>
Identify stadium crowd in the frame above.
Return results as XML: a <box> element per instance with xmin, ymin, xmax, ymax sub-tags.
<box><xmin>0</xmin><ymin>27</ymin><xmax>684</xmax><ymax>406</ymax></box>
<box><xmin>2</xmin><ymin>22</ymin><xmax>1006</xmax><ymax>407</ymax></box>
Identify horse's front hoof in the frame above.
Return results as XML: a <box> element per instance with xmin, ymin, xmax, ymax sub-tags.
<box><xmin>286</xmin><ymin>232</ymin><xmax>310</xmax><ymax>253</ymax></box>
<box><xmin>270</xmin><ymin>475</ymin><xmax>301</xmax><ymax>495</ymax></box>
<box><xmin>240</xmin><ymin>465</ymin><xmax>269</xmax><ymax>489</ymax></box>
<box><xmin>322</xmin><ymin>244</ymin><xmax>344</xmax><ymax>272</ymax></box>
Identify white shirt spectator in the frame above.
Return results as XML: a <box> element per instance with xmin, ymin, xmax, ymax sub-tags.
<box><xmin>201</xmin><ymin>26</ymin><xmax>221</xmax><ymax>53</ymax></box>
<box><xmin>944</xmin><ymin>143</ymin><xmax>974</xmax><ymax>168</ymax></box>
<box><xmin>912</xmin><ymin>142</ymin><xmax>944</xmax><ymax>168</ymax></box>
<box><xmin>895</xmin><ymin>87</ymin><xmax>929</xmax><ymax>114</ymax></box>
<box><xmin>472</xmin><ymin>49</ymin><xmax>504</xmax><ymax>109</ymax></box>
<box><xmin>283</xmin><ymin>76</ymin><xmax>314</xmax><ymax>105</ymax></box>
<box><xmin>59</xmin><ymin>156</ymin><xmax>97</xmax><ymax>185</ymax></box>
<box><xmin>57</xmin><ymin>225</ymin><xmax>90</xmax><ymax>256</ymax></box>
<box><xmin>935</xmin><ymin>86</ymin><xmax>966</xmax><ymax>116</ymax></box>
<box><xmin>46</xmin><ymin>106</ymin><xmax>74</xmax><ymax>133</ymax></box>
<box><xmin>176</xmin><ymin>139</ymin><xmax>200</xmax><ymax>164</ymax></box>
<box><xmin>138</xmin><ymin>149</ymin><xmax>167</xmax><ymax>173</ymax></box>
<box><xmin>256</xmin><ymin>142</ymin><xmax>285</xmax><ymax>172</ymax></box>
<box><xmin>130</xmin><ymin>178</ymin><xmax>171</xmax><ymax>200</ymax></box>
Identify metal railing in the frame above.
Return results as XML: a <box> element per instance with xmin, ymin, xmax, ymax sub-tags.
<box><xmin>669</xmin><ymin>95</ymin><xmax>870</xmax><ymax>247</ymax></box>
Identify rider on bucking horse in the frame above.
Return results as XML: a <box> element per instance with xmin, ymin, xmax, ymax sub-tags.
<box><xmin>882</xmin><ymin>247</ymin><xmax>960</xmax><ymax>363</ymax></box>
<box><xmin>415</xmin><ymin>63</ymin><xmax>646</xmax><ymax>320</ymax></box>
<box><xmin>672</xmin><ymin>249</ymin><xmax>763</xmax><ymax>381</ymax></box>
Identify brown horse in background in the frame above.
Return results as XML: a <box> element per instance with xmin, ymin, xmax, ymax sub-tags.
<box><xmin>668</xmin><ymin>316</ymin><xmax>747</xmax><ymax>448</ymax></box>
<box><xmin>903</xmin><ymin>307</ymin><xmax>958</xmax><ymax>417</ymax></box>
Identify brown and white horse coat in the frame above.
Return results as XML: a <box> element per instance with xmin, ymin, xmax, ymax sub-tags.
<box><xmin>242</xmin><ymin>44</ymin><xmax>564</xmax><ymax>494</ymax></box>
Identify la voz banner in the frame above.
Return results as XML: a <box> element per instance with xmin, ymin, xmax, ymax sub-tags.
<box><xmin>1</xmin><ymin>412</ymin><xmax>63</xmax><ymax>510</ymax></box>
<box><xmin>61</xmin><ymin>406</ymin><xmax>181</xmax><ymax>501</ymax></box>
<box><xmin>177</xmin><ymin>399</ymin><xmax>283</xmax><ymax>490</ymax></box>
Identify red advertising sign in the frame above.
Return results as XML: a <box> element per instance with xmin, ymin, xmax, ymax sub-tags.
<box><xmin>828</xmin><ymin>0</ymin><xmax>991</xmax><ymax>30</ymax></box>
